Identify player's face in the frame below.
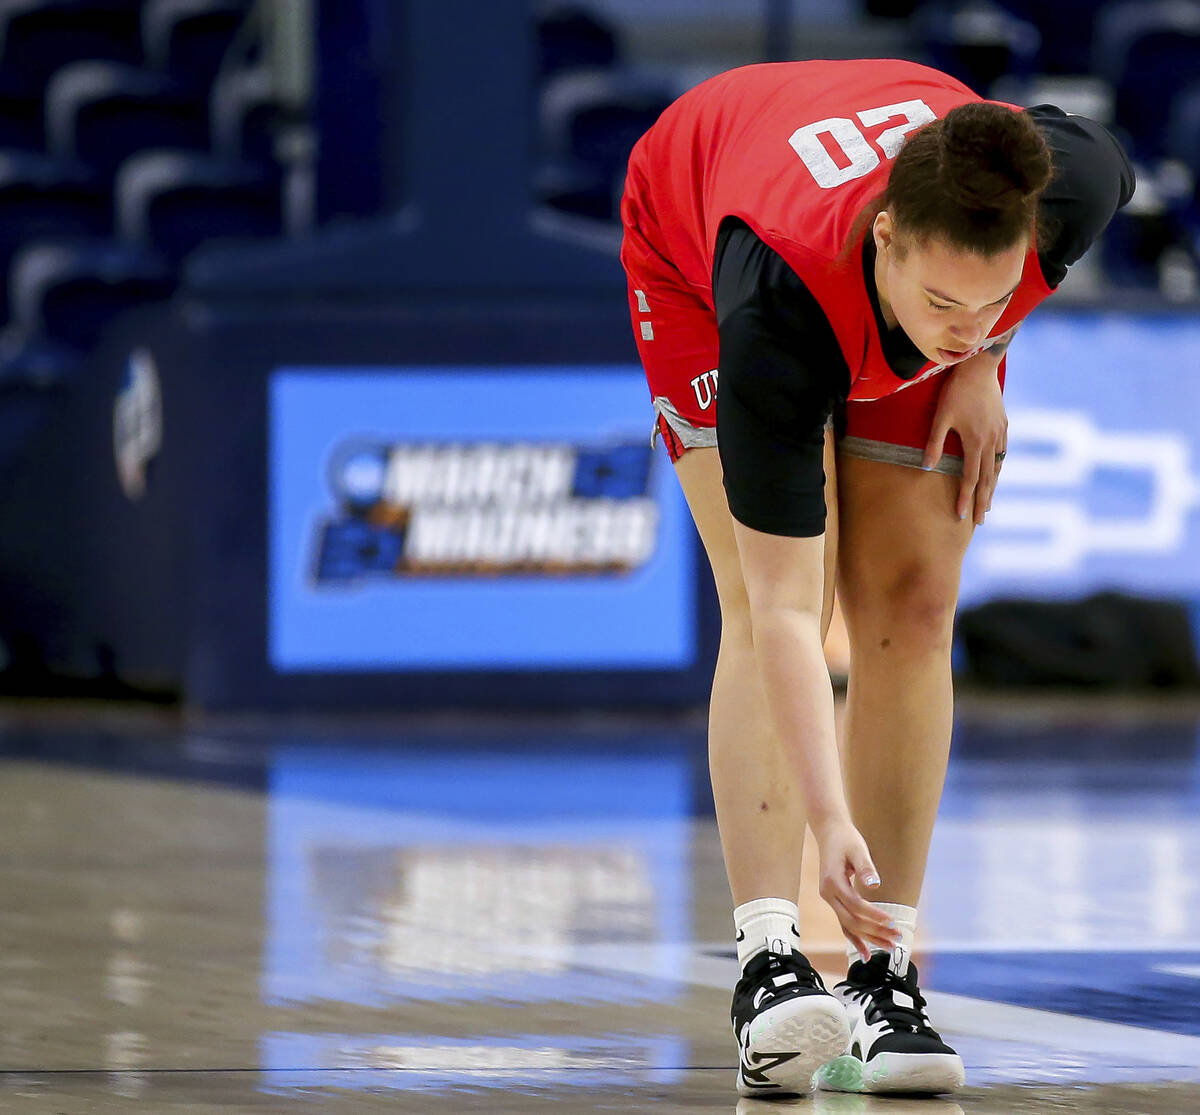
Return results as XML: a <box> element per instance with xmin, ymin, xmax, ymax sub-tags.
<box><xmin>872</xmin><ymin>210</ymin><xmax>1027</xmax><ymax>366</ymax></box>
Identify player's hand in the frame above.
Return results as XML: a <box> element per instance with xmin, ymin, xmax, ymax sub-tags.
<box><xmin>922</xmin><ymin>353</ymin><xmax>1007</xmax><ymax>525</ymax></box>
<box><xmin>809</xmin><ymin>815</ymin><xmax>902</xmax><ymax>963</ymax></box>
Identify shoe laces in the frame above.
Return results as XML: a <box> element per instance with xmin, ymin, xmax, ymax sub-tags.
<box><xmin>848</xmin><ymin>966</ymin><xmax>935</xmax><ymax>1035</ymax></box>
<box><xmin>746</xmin><ymin>950</ymin><xmax>825</xmax><ymax>1001</ymax></box>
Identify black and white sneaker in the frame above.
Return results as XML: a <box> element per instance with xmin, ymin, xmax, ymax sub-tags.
<box><xmin>732</xmin><ymin>949</ymin><xmax>851</xmax><ymax>1098</ymax></box>
<box><xmin>814</xmin><ymin>952</ymin><xmax>964</xmax><ymax>1094</ymax></box>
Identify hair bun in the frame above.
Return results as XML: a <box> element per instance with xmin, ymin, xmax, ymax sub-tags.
<box><xmin>939</xmin><ymin>102</ymin><xmax>1052</xmax><ymax>217</ymax></box>
<box><xmin>880</xmin><ymin>98</ymin><xmax>1053</xmax><ymax>257</ymax></box>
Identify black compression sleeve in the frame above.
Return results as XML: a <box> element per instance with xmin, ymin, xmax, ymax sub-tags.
<box><xmin>713</xmin><ymin>219</ymin><xmax>850</xmax><ymax>537</ymax></box>
<box><xmin>1028</xmin><ymin>104</ymin><xmax>1137</xmax><ymax>288</ymax></box>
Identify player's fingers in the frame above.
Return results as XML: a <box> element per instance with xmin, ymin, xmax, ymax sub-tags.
<box><xmin>844</xmin><ymin>930</ymin><xmax>872</xmax><ymax>965</ymax></box>
<box><xmin>833</xmin><ymin>866</ymin><xmax>899</xmax><ymax>940</ymax></box>
<box><xmin>957</xmin><ymin>449</ymin><xmax>981</xmax><ymax>521</ymax></box>
<box><xmin>829</xmin><ymin>892</ymin><xmax>899</xmax><ymax>954</ymax></box>
<box><xmin>974</xmin><ymin>454</ymin><xmax>998</xmax><ymax>525</ymax></box>
<box><xmin>848</xmin><ymin>845</ymin><xmax>881</xmax><ymax>893</ymax></box>
<box><xmin>923</xmin><ymin>418</ymin><xmax>950</xmax><ymax>471</ymax></box>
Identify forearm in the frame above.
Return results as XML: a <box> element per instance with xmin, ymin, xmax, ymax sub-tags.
<box><xmin>961</xmin><ymin>323</ymin><xmax>1020</xmax><ymax>375</ymax></box>
<box><xmin>750</xmin><ymin>606</ymin><xmax>850</xmax><ymax>828</ymax></box>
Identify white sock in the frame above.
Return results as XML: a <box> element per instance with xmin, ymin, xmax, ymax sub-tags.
<box><xmin>734</xmin><ymin>897</ymin><xmax>801</xmax><ymax>970</ymax></box>
<box><xmin>845</xmin><ymin>901</ymin><xmax>917</xmax><ymax>977</ymax></box>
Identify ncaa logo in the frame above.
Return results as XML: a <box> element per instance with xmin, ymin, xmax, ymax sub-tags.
<box><xmin>113</xmin><ymin>348</ymin><xmax>162</xmax><ymax>501</ymax></box>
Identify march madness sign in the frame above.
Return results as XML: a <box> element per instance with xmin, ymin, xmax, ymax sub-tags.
<box><xmin>268</xmin><ymin>367</ymin><xmax>697</xmax><ymax>672</ymax></box>
<box><xmin>312</xmin><ymin>437</ymin><xmax>658</xmax><ymax>580</ymax></box>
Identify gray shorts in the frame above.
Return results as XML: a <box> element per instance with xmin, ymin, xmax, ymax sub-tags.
<box><xmin>649</xmin><ymin>399</ymin><xmax>965</xmax><ymax>477</ymax></box>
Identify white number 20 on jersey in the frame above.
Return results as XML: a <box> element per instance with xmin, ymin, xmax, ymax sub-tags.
<box><xmin>789</xmin><ymin>99</ymin><xmax>938</xmax><ymax>189</ymax></box>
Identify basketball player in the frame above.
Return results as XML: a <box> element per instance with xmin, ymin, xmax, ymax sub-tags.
<box><xmin>620</xmin><ymin>59</ymin><xmax>1134</xmax><ymax>1097</ymax></box>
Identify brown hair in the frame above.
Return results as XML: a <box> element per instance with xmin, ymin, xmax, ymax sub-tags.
<box><xmin>853</xmin><ymin>102</ymin><xmax>1054</xmax><ymax>258</ymax></box>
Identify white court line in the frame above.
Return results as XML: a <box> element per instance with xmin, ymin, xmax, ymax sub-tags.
<box><xmin>698</xmin><ymin>939</ymin><xmax>1200</xmax><ymax>954</ymax></box>
<box><xmin>540</xmin><ymin>943</ymin><xmax>1200</xmax><ymax>1070</ymax></box>
<box><xmin>1156</xmin><ymin>964</ymin><xmax>1200</xmax><ymax>979</ymax></box>
<box><xmin>872</xmin><ymin>940</ymin><xmax>1200</xmax><ymax>954</ymax></box>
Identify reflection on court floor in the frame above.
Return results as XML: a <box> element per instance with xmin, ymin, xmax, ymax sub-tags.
<box><xmin>0</xmin><ymin>701</ymin><xmax>1196</xmax><ymax>1112</ymax></box>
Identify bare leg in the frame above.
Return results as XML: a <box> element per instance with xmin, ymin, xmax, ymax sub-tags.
<box><xmin>835</xmin><ymin>455</ymin><xmax>973</xmax><ymax>906</ymax></box>
<box><xmin>674</xmin><ymin>434</ymin><xmax>839</xmax><ymax>905</ymax></box>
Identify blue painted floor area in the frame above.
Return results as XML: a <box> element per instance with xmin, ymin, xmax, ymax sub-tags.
<box><xmin>0</xmin><ymin>697</ymin><xmax>1197</xmax><ymax>1111</ymax></box>
<box><xmin>925</xmin><ymin>951</ymin><xmax>1200</xmax><ymax>1037</ymax></box>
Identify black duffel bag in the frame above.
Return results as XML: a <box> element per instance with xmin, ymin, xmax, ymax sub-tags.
<box><xmin>957</xmin><ymin>591</ymin><xmax>1200</xmax><ymax>689</ymax></box>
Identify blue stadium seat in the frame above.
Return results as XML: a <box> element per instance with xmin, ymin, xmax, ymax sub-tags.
<box><xmin>990</xmin><ymin>0</ymin><xmax>1108</xmax><ymax>74</ymax></box>
<box><xmin>45</xmin><ymin>61</ymin><xmax>208</xmax><ymax>182</ymax></box>
<box><xmin>1102</xmin><ymin>198</ymin><xmax>1181</xmax><ymax>289</ymax></box>
<box><xmin>534</xmin><ymin>158</ymin><xmax>618</xmax><ymax>221</ymax></box>
<box><xmin>0</xmin><ymin>0</ymin><xmax>143</xmax><ymax>150</ymax></box>
<box><xmin>1164</xmin><ymin>83</ymin><xmax>1200</xmax><ymax>246</ymax></box>
<box><xmin>115</xmin><ymin>150</ymin><xmax>281</xmax><ymax>262</ymax></box>
<box><xmin>536</xmin><ymin>5</ymin><xmax>620</xmax><ymax>81</ymax></box>
<box><xmin>915</xmin><ymin>2</ymin><xmax>1041</xmax><ymax>93</ymax></box>
<box><xmin>0</xmin><ymin>93</ymin><xmax>44</xmax><ymax>151</ymax></box>
<box><xmin>0</xmin><ymin>326</ymin><xmax>81</xmax><ymax>388</ymax></box>
<box><xmin>0</xmin><ymin>150</ymin><xmax>109</xmax><ymax>319</ymax></box>
<box><xmin>1093</xmin><ymin>0</ymin><xmax>1200</xmax><ymax>158</ymax></box>
<box><xmin>0</xmin><ymin>0</ymin><xmax>142</xmax><ymax>102</ymax></box>
<box><xmin>7</xmin><ymin>239</ymin><xmax>176</xmax><ymax>354</ymax></box>
<box><xmin>143</xmin><ymin>0</ymin><xmax>252</xmax><ymax>92</ymax></box>
<box><xmin>1166</xmin><ymin>81</ymin><xmax>1200</xmax><ymax>174</ymax></box>
<box><xmin>539</xmin><ymin>68</ymin><xmax>678</xmax><ymax>187</ymax></box>
<box><xmin>209</xmin><ymin>64</ymin><xmax>278</xmax><ymax>163</ymax></box>
<box><xmin>0</xmin><ymin>381</ymin><xmax>61</xmax><ymax>484</ymax></box>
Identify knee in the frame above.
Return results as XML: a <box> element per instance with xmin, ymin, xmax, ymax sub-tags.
<box><xmin>844</xmin><ymin>560</ymin><xmax>959</xmax><ymax>655</ymax></box>
<box><xmin>716</xmin><ymin>591</ymin><xmax>755</xmax><ymax>650</ymax></box>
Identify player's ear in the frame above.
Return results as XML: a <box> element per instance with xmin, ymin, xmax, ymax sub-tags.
<box><xmin>872</xmin><ymin>209</ymin><xmax>894</xmax><ymax>255</ymax></box>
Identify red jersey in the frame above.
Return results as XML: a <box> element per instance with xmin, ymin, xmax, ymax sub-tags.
<box><xmin>622</xmin><ymin>59</ymin><xmax>1054</xmax><ymax>402</ymax></box>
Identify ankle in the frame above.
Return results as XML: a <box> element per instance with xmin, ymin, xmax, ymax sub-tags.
<box><xmin>734</xmin><ymin>897</ymin><xmax>801</xmax><ymax>970</ymax></box>
<box><xmin>844</xmin><ymin>901</ymin><xmax>917</xmax><ymax>976</ymax></box>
